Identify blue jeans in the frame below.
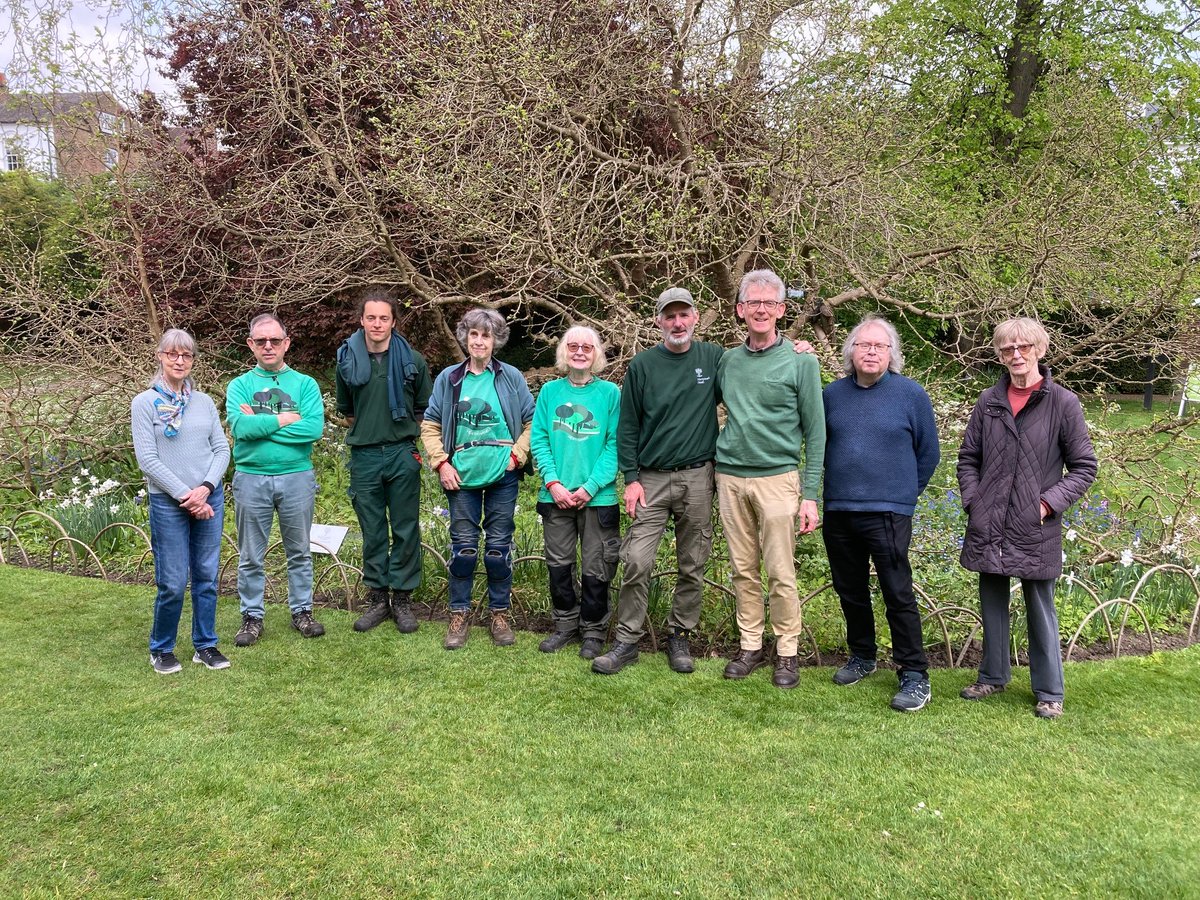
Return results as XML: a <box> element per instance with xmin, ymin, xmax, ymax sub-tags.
<box><xmin>445</xmin><ymin>469</ymin><xmax>519</xmax><ymax>611</ymax></box>
<box><xmin>234</xmin><ymin>469</ymin><xmax>317</xmax><ymax>618</ymax></box>
<box><xmin>148</xmin><ymin>484</ymin><xmax>225</xmax><ymax>653</ymax></box>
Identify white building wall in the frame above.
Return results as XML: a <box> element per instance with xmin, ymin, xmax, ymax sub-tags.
<box><xmin>0</xmin><ymin>122</ymin><xmax>57</xmax><ymax>177</ymax></box>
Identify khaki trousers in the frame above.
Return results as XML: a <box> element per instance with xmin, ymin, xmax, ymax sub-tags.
<box><xmin>716</xmin><ymin>470</ymin><xmax>802</xmax><ymax>655</ymax></box>
<box><xmin>614</xmin><ymin>464</ymin><xmax>714</xmax><ymax>643</ymax></box>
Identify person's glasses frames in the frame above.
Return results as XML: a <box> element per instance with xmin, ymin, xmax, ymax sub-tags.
<box><xmin>999</xmin><ymin>343</ymin><xmax>1034</xmax><ymax>359</ymax></box>
<box><xmin>160</xmin><ymin>351</ymin><xmax>194</xmax><ymax>361</ymax></box>
<box><xmin>251</xmin><ymin>337</ymin><xmax>286</xmax><ymax>347</ymax></box>
<box><xmin>853</xmin><ymin>341</ymin><xmax>890</xmax><ymax>353</ymax></box>
<box><xmin>741</xmin><ymin>299</ymin><xmax>780</xmax><ymax>310</ymax></box>
<box><xmin>566</xmin><ymin>342</ymin><xmax>594</xmax><ymax>353</ymax></box>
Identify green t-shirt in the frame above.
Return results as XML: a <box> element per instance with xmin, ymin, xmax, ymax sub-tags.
<box><xmin>530</xmin><ymin>377</ymin><xmax>620</xmax><ymax>506</ymax></box>
<box><xmin>453</xmin><ymin>370</ymin><xmax>513</xmax><ymax>488</ymax></box>
<box><xmin>335</xmin><ymin>350</ymin><xmax>432</xmax><ymax>447</ymax></box>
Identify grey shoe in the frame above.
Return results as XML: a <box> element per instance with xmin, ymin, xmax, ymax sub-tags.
<box><xmin>579</xmin><ymin>638</ymin><xmax>604</xmax><ymax>660</ymax></box>
<box><xmin>891</xmin><ymin>671</ymin><xmax>931</xmax><ymax>712</ymax></box>
<box><xmin>539</xmin><ymin>629</ymin><xmax>580</xmax><ymax>653</ymax></box>
<box><xmin>234</xmin><ymin>614</ymin><xmax>263</xmax><ymax>647</ymax></box>
<box><xmin>592</xmin><ymin>641</ymin><xmax>639</xmax><ymax>674</ymax></box>
<box><xmin>960</xmin><ymin>681</ymin><xmax>1006</xmax><ymax>700</ymax></box>
<box><xmin>354</xmin><ymin>588</ymin><xmax>392</xmax><ymax>632</ymax></box>
<box><xmin>291</xmin><ymin>609</ymin><xmax>325</xmax><ymax>638</ymax></box>
<box><xmin>1034</xmin><ymin>700</ymin><xmax>1063</xmax><ymax>719</ymax></box>
<box><xmin>833</xmin><ymin>655</ymin><xmax>877</xmax><ymax>685</ymax></box>
<box><xmin>150</xmin><ymin>651</ymin><xmax>182</xmax><ymax>675</ymax></box>
<box><xmin>666</xmin><ymin>633</ymin><xmax>694</xmax><ymax>674</ymax></box>
<box><xmin>391</xmin><ymin>590</ymin><xmax>419</xmax><ymax>634</ymax></box>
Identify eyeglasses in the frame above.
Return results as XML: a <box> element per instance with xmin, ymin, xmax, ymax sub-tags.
<box><xmin>160</xmin><ymin>351</ymin><xmax>194</xmax><ymax>362</ymax></box>
<box><xmin>566</xmin><ymin>342</ymin><xmax>595</xmax><ymax>353</ymax></box>
<box><xmin>250</xmin><ymin>336</ymin><xmax>287</xmax><ymax>347</ymax></box>
<box><xmin>998</xmin><ymin>343</ymin><xmax>1035</xmax><ymax>359</ymax></box>
<box><xmin>740</xmin><ymin>299</ymin><xmax>781</xmax><ymax>310</ymax></box>
<box><xmin>852</xmin><ymin>342</ymin><xmax>890</xmax><ymax>353</ymax></box>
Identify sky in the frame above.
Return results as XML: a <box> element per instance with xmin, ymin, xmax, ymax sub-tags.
<box><xmin>0</xmin><ymin>0</ymin><xmax>177</xmax><ymax>101</ymax></box>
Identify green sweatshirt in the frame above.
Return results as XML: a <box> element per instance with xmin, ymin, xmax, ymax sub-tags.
<box><xmin>226</xmin><ymin>365</ymin><xmax>325</xmax><ymax>475</ymax></box>
<box><xmin>530</xmin><ymin>377</ymin><xmax>621</xmax><ymax>506</ymax></box>
<box><xmin>617</xmin><ymin>341</ymin><xmax>724</xmax><ymax>482</ymax></box>
<box><xmin>715</xmin><ymin>338</ymin><xmax>826</xmax><ymax>497</ymax></box>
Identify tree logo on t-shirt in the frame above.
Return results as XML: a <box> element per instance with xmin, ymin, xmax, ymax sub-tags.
<box><xmin>553</xmin><ymin>403</ymin><xmax>598</xmax><ymax>438</ymax></box>
<box><xmin>694</xmin><ymin>368</ymin><xmax>711</xmax><ymax>385</ymax></box>
<box><xmin>455</xmin><ymin>398</ymin><xmax>499</xmax><ymax>430</ymax></box>
<box><xmin>250</xmin><ymin>388</ymin><xmax>297</xmax><ymax>414</ymax></box>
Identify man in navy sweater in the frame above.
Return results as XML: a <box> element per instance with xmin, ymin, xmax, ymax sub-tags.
<box><xmin>822</xmin><ymin>315</ymin><xmax>940</xmax><ymax>712</ymax></box>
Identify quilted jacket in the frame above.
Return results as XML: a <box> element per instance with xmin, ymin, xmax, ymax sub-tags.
<box><xmin>957</xmin><ymin>365</ymin><xmax>1097</xmax><ymax>580</ymax></box>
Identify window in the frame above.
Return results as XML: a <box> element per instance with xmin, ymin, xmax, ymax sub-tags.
<box><xmin>5</xmin><ymin>151</ymin><xmax>23</xmax><ymax>171</ymax></box>
<box><xmin>103</xmin><ymin>148</ymin><xmax>118</xmax><ymax>170</ymax></box>
<box><xmin>98</xmin><ymin>112</ymin><xmax>119</xmax><ymax>135</ymax></box>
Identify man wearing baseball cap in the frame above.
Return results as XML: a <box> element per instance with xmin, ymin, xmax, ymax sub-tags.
<box><xmin>592</xmin><ymin>286</ymin><xmax>725</xmax><ymax>676</ymax></box>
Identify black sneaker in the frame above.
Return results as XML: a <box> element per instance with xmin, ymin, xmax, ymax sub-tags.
<box><xmin>592</xmin><ymin>640</ymin><xmax>639</xmax><ymax>674</ymax></box>
<box><xmin>579</xmin><ymin>638</ymin><xmax>604</xmax><ymax>660</ymax></box>
<box><xmin>234</xmin><ymin>614</ymin><xmax>263</xmax><ymax>647</ymax></box>
<box><xmin>391</xmin><ymin>590</ymin><xmax>419</xmax><ymax>634</ymax></box>
<box><xmin>833</xmin><ymin>655</ymin><xmax>877</xmax><ymax>686</ymax></box>
<box><xmin>354</xmin><ymin>588</ymin><xmax>392</xmax><ymax>632</ymax></box>
<box><xmin>891</xmin><ymin>671</ymin><xmax>931</xmax><ymax>712</ymax></box>
<box><xmin>150</xmin><ymin>651</ymin><xmax>182</xmax><ymax>675</ymax></box>
<box><xmin>539</xmin><ymin>630</ymin><xmax>580</xmax><ymax>653</ymax></box>
<box><xmin>192</xmin><ymin>647</ymin><xmax>231</xmax><ymax>670</ymax></box>
<box><xmin>291</xmin><ymin>609</ymin><xmax>326</xmax><ymax>638</ymax></box>
<box><xmin>666</xmin><ymin>633</ymin><xmax>694</xmax><ymax>674</ymax></box>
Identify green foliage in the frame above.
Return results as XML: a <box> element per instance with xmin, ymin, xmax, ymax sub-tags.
<box><xmin>0</xmin><ymin>170</ymin><xmax>100</xmax><ymax>301</ymax></box>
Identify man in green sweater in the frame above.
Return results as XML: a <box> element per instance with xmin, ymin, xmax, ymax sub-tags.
<box><xmin>716</xmin><ymin>269</ymin><xmax>825</xmax><ymax>689</ymax></box>
<box><xmin>227</xmin><ymin>313</ymin><xmax>327</xmax><ymax>646</ymax></box>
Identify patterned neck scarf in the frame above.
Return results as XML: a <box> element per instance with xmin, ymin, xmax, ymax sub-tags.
<box><xmin>152</xmin><ymin>377</ymin><xmax>192</xmax><ymax>437</ymax></box>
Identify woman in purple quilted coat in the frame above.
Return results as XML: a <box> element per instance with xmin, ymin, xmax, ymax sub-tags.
<box><xmin>956</xmin><ymin>318</ymin><xmax>1097</xmax><ymax>719</ymax></box>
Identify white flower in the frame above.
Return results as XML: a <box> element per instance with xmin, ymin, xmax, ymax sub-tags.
<box><xmin>59</xmin><ymin>499</ymin><xmax>71</xmax><ymax>508</ymax></box>
<box><xmin>1120</xmin><ymin>549</ymin><xmax>1134</xmax><ymax>568</ymax></box>
<box><xmin>83</xmin><ymin>498</ymin><xmax>94</xmax><ymax>509</ymax></box>
<box><xmin>80</xmin><ymin>468</ymin><xmax>90</xmax><ymax>476</ymax></box>
<box><xmin>1065</xmin><ymin>571</ymin><xmax>1075</xmax><ymax>586</ymax></box>
<box><xmin>137</xmin><ymin>489</ymin><xmax>147</xmax><ymax>499</ymax></box>
<box><xmin>110</xmin><ymin>504</ymin><xmax>120</xmax><ymax>514</ymax></box>
<box><xmin>71</xmin><ymin>476</ymin><xmax>80</xmax><ymax>485</ymax></box>
<box><xmin>88</xmin><ymin>475</ymin><xmax>99</xmax><ymax>486</ymax></box>
<box><xmin>1066</xmin><ymin>528</ymin><xmax>1078</xmax><ymax>542</ymax></box>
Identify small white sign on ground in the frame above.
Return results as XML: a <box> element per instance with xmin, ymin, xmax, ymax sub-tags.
<box><xmin>310</xmin><ymin>524</ymin><xmax>349</xmax><ymax>556</ymax></box>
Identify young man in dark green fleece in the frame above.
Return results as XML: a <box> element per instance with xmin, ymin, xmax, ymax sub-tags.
<box><xmin>716</xmin><ymin>269</ymin><xmax>825</xmax><ymax>689</ymax></box>
<box><xmin>227</xmin><ymin>313</ymin><xmax>326</xmax><ymax>646</ymax></box>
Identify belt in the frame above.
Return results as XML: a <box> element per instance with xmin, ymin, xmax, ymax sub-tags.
<box><xmin>454</xmin><ymin>439</ymin><xmax>515</xmax><ymax>452</ymax></box>
<box><xmin>643</xmin><ymin>460</ymin><xmax>711</xmax><ymax>474</ymax></box>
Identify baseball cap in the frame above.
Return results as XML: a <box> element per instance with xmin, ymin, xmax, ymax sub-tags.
<box><xmin>655</xmin><ymin>286</ymin><xmax>695</xmax><ymax>316</ymax></box>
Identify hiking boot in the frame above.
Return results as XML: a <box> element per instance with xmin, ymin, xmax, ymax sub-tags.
<box><xmin>1034</xmin><ymin>700</ymin><xmax>1064</xmax><ymax>719</ymax></box>
<box><xmin>150</xmin><ymin>651</ymin><xmax>182</xmax><ymax>675</ymax></box>
<box><xmin>723</xmin><ymin>648</ymin><xmax>767</xmax><ymax>680</ymax></box>
<box><xmin>833</xmin><ymin>655</ymin><xmax>877</xmax><ymax>686</ymax></box>
<box><xmin>891</xmin><ymin>671</ymin><xmax>932</xmax><ymax>712</ymax></box>
<box><xmin>579</xmin><ymin>638</ymin><xmax>604</xmax><ymax>660</ymax></box>
<box><xmin>391</xmin><ymin>589</ymin><xmax>419</xmax><ymax>634</ymax></box>
<box><xmin>773</xmin><ymin>655</ymin><xmax>800</xmax><ymax>689</ymax></box>
<box><xmin>291</xmin><ymin>609</ymin><xmax>325</xmax><ymax>638</ymax></box>
<box><xmin>960</xmin><ymin>681</ymin><xmax>1006</xmax><ymax>701</ymax></box>
<box><xmin>444</xmin><ymin>610</ymin><xmax>470</xmax><ymax>650</ymax></box>
<box><xmin>192</xmin><ymin>647</ymin><xmax>231</xmax><ymax>670</ymax></box>
<box><xmin>234</xmin><ymin>614</ymin><xmax>263</xmax><ymax>647</ymax></box>
<box><xmin>592</xmin><ymin>640</ymin><xmax>639</xmax><ymax>674</ymax></box>
<box><xmin>666</xmin><ymin>633</ymin><xmax>694</xmax><ymax>674</ymax></box>
<box><xmin>490</xmin><ymin>610</ymin><xmax>516</xmax><ymax>646</ymax></box>
<box><xmin>354</xmin><ymin>588</ymin><xmax>392</xmax><ymax>632</ymax></box>
<box><xmin>539</xmin><ymin>629</ymin><xmax>579</xmax><ymax>653</ymax></box>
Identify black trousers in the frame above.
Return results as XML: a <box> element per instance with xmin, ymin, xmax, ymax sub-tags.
<box><xmin>822</xmin><ymin>510</ymin><xmax>928</xmax><ymax>673</ymax></box>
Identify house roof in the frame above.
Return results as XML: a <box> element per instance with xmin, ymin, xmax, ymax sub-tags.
<box><xmin>0</xmin><ymin>91</ymin><xmax>119</xmax><ymax>125</ymax></box>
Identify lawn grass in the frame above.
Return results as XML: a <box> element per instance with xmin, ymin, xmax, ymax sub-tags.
<box><xmin>2</xmin><ymin>564</ymin><xmax>1199</xmax><ymax>898</ymax></box>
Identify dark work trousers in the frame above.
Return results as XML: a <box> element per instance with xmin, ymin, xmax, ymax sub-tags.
<box><xmin>976</xmin><ymin>573</ymin><xmax>1064</xmax><ymax>702</ymax></box>
<box><xmin>822</xmin><ymin>510</ymin><xmax>928</xmax><ymax>673</ymax></box>
<box><xmin>348</xmin><ymin>441</ymin><xmax>423</xmax><ymax>592</ymax></box>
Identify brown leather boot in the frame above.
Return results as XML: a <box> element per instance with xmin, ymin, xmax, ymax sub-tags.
<box><xmin>723</xmin><ymin>648</ymin><xmax>767</xmax><ymax>680</ymax></box>
<box><xmin>490</xmin><ymin>610</ymin><xmax>516</xmax><ymax>646</ymax></box>
<box><xmin>444</xmin><ymin>610</ymin><xmax>470</xmax><ymax>650</ymax></box>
